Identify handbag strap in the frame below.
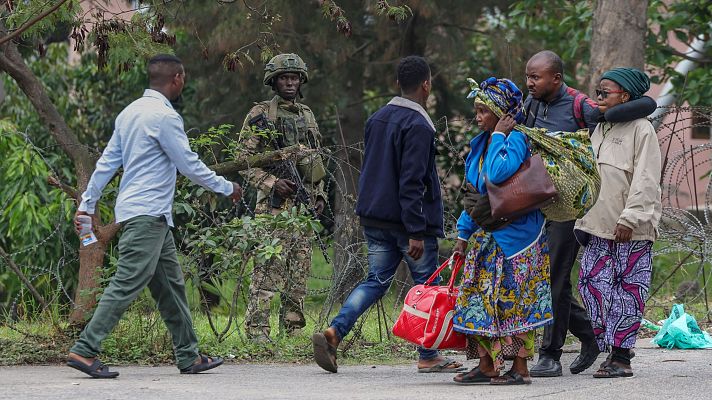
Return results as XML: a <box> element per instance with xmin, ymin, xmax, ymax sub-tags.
<box><xmin>423</xmin><ymin>254</ymin><xmax>464</xmax><ymax>291</ymax></box>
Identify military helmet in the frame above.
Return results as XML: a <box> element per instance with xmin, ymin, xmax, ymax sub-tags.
<box><xmin>263</xmin><ymin>53</ymin><xmax>309</xmax><ymax>86</ymax></box>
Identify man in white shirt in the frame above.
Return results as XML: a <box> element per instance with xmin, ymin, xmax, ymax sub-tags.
<box><xmin>66</xmin><ymin>54</ymin><xmax>242</xmax><ymax>378</ymax></box>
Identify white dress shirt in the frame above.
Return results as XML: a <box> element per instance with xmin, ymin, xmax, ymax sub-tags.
<box><xmin>78</xmin><ymin>89</ymin><xmax>233</xmax><ymax>227</ymax></box>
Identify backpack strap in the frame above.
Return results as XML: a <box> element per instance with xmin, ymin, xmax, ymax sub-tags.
<box><xmin>566</xmin><ymin>87</ymin><xmax>597</xmax><ymax>130</ymax></box>
<box><xmin>524</xmin><ymin>98</ymin><xmax>540</xmax><ymax>128</ymax></box>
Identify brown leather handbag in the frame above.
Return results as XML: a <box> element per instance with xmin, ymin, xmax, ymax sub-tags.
<box><xmin>462</xmin><ymin>183</ymin><xmax>511</xmax><ymax>232</ymax></box>
<box><xmin>485</xmin><ymin>154</ymin><xmax>559</xmax><ymax>220</ymax></box>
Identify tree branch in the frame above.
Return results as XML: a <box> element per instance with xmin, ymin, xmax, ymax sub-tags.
<box><xmin>208</xmin><ymin>144</ymin><xmax>314</xmax><ymax>175</ymax></box>
<box><xmin>434</xmin><ymin>22</ymin><xmax>488</xmax><ymax>34</ymax></box>
<box><xmin>0</xmin><ymin>0</ymin><xmax>71</xmax><ymax>46</ymax></box>
<box><xmin>47</xmin><ymin>175</ymin><xmax>77</xmax><ymax>199</ymax></box>
<box><xmin>97</xmin><ymin>221</ymin><xmax>121</xmax><ymax>243</ymax></box>
<box><xmin>669</xmin><ymin>47</ymin><xmax>712</xmax><ymax>64</ymax></box>
<box><xmin>0</xmin><ymin>245</ymin><xmax>48</xmax><ymax>310</ymax></box>
<box><xmin>0</xmin><ymin>21</ymin><xmax>96</xmax><ymax>189</ymax></box>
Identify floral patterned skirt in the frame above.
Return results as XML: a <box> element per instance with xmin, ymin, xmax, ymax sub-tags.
<box><xmin>453</xmin><ymin>229</ymin><xmax>553</xmax><ymax>368</ymax></box>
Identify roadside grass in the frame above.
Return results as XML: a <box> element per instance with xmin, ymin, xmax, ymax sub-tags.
<box><xmin>2</xmin><ymin>239</ymin><xmax>711</xmax><ymax>365</ymax></box>
<box><xmin>0</xmin><ymin>247</ymin><xmax>419</xmax><ymax>366</ymax></box>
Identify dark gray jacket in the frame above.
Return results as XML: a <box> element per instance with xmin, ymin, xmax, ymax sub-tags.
<box><xmin>523</xmin><ymin>83</ymin><xmax>599</xmax><ymax>133</ymax></box>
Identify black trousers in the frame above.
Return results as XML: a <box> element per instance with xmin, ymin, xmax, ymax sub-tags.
<box><xmin>539</xmin><ymin>220</ymin><xmax>596</xmax><ymax>360</ymax></box>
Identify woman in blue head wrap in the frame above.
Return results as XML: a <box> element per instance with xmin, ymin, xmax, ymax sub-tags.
<box><xmin>574</xmin><ymin>67</ymin><xmax>661</xmax><ymax>378</ymax></box>
<box><xmin>451</xmin><ymin>77</ymin><xmax>552</xmax><ymax>386</ymax></box>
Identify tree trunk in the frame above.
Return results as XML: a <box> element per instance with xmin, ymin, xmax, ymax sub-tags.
<box><xmin>67</xmin><ymin>206</ymin><xmax>121</xmax><ymax>325</ymax></box>
<box><xmin>68</xmin><ymin>240</ymin><xmax>107</xmax><ymax>324</ymax></box>
<box><xmin>586</xmin><ymin>0</ymin><xmax>648</xmax><ymax>95</ymax></box>
<box><xmin>0</xmin><ymin>28</ymin><xmax>117</xmax><ymax>325</ymax></box>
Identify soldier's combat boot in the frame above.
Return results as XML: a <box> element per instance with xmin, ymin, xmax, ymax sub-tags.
<box><xmin>282</xmin><ymin>309</ymin><xmax>306</xmax><ymax>335</ymax></box>
<box><xmin>246</xmin><ymin>325</ymin><xmax>272</xmax><ymax>344</ymax></box>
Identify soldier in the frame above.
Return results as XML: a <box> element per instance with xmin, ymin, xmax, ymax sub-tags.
<box><xmin>240</xmin><ymin>53</ymin><xmax>327</xmax><ymax>342</ymax></box>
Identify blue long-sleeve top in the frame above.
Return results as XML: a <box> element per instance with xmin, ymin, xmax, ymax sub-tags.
<box><xmin>456</xmin><ymin>130</ymin><xmax>545</xmax><ymax>258</ymax></box>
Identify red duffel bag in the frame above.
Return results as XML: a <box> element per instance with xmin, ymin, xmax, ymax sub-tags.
<box><xmin>392</xmin><ymin>254</ymin><xmax>466</xmax><ymax>350</ymax></box>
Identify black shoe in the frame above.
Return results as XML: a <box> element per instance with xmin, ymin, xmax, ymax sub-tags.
<box><xmin>530</xmin><ymin>356</ymin><xmax>562</xmax><ymax>377</ymax></box>
<box><xmin>570</xmin><ymin>342</ymin><xmax>602</xmax><ymax>374</ymax></box>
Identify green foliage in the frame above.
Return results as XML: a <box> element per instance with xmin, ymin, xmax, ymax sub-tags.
<box><xmin>375</xmin><ymin>1</ymin><xmax>413</xmax><ymax>23</ymax></box>
<box><xmin>647</xmin><ymin>0</ymin><xmax>712</xmax><ymax>106</ymax></box>
<box><xmin>507</xmin><ymin>0</ymin><xmax>593</xmax><ymax>86</ymax></box>
<box><xmin>186</xmin><ymin>123</ymin><xmax>271</xmax><ymax>166</ymax></box>
<box><xmin>182</xmin><ymin>209</ymin><xmax>317</xmax><ymax>272</ymax></box>
<box><xmin>0</xmin><ymin>120</ymin><xmax>74</xmax><ymax>311</ymax></box>
<box><xmin>4</xmin><ymin>0</ymin><xmax>81</xmax><ymax>42</ymax></box>
<box><xmin>1</xmin><ymin>43</ymin><xmax>146</xmax><ymax>156</ymax></box>
<box><xmin>0</xmin><ymin>43</ymin><xmax>147</xmax><ymax>313</ymax></box>
<box><xmin>99</xmin><ymin>12</ymin><xmax>174</xmax><ymax>70</ymax></box>
<box><xmin>0</xmin><ymin>121</ymin><xmax>71</xmax><ymax>244</ymax></box>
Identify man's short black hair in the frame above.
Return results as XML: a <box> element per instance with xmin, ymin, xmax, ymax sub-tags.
<box><xmin>397</xmin><ymin>56</ymin><xmax>431</xmax><ymax>94</ymax></box>
<box><xmin>148</xmin><ymin>54</ymin><xmax>183</xmax><ymax>86</ymax></box>
<box><xmin>531</xmin><ymin>50</ymin><xmax>564</xmax><ymax>76</ymax></box>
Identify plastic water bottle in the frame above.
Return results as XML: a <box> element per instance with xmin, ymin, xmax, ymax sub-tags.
<box><xmin>77</xmin><ymin>215</ymin><xmax>98</xmax><ymax>247</ymax></box>
<box><xmin>641</xmin><ymin>318</ymin><xmax>661</xmax><ymax>331</ymax></box>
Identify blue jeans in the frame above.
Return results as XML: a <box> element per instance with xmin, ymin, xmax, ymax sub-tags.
<box><xmin>330</xmin><ymin>226</ymin><xmax>440</xmax><ymax>360</ymax></box>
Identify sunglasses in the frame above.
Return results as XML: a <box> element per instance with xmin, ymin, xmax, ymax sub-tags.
<box><xmin>595</xmin><ymin>89</ymin><xmax>625</xmax><ymax>99</ymax></box>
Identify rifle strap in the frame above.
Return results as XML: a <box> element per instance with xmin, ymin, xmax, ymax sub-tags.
<box><xmin>268</xmin><ymin>96</ymin><xmax>279</xmax><ymax>123</ymax></box>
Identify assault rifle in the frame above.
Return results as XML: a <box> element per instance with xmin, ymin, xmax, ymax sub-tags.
<box><xmin>248</xmin><ymin>113</ymin><xmax>331</xmax><ymax>263</ymax></box>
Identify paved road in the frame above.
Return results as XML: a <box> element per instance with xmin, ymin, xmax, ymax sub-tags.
<box><xmin>2</xmin><ymin>339</ymin><xmax>711</xmax><ymax>400</ymax></box>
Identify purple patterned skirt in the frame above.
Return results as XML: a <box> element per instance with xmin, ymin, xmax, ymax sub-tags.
<box><xmin>578</xmin><ymin>235</ymin><xmax>653</xmax><ymax>351</ymax></box>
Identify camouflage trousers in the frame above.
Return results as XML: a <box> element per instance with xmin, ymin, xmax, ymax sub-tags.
<box><xmin>245</xmin><ymin>202</ymin><xmax>312</xmax><ymax>338</ymax></box>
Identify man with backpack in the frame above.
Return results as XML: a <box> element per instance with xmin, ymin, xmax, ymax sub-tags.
<box><xmin>523</xmin><ymin>50</ymin><xmax>601</xmax><ymax>377</ymax></box>
<box><xmin>523</xmin><ymin>50</ymin><xmax>659</xmax><ymax>377</ymax></box>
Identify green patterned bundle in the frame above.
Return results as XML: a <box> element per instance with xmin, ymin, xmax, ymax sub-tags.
<box><xmin>516</xmin><ymin>124</ymin><xmax>600</xmax><ymax>222</ymax></box>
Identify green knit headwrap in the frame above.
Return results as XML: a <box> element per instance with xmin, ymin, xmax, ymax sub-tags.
<box><xmin>600</xmin><ymin>67</ymin><xmax>650</xmax><ymax>100</ymax></box>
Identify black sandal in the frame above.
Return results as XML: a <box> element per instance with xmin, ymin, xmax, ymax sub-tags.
<box><xmin>453</xmin><ymin>367</ymin><xmax>495</xmax><ymax>384</ymax></box>
<box><xmin>417</xmin><ymin>358</ymin><xmax>465</xmax><ymax>373</ymax></box>
<box><xmin>593</xmin><ymin>362</ymin><xmax>633</xmax><ymax>378</ymax></box>
<box><xmin>600</xmin><ymin>349</ymin><xmax>636</xmax><ymax>369</ymax></box>
<box><xmin>490</xmin><ymin>370</ymin><xmax>532</xmax><ymax>385</ymax></box>
<box><xmin>67</xmin><ymin>358</ymin><xmax>119</xmax><ymax>379</ymax></box>
<box><xmin>180</xmin><ymin>354</ymin><xmax>224</xmax><ymax>374</ymax></box>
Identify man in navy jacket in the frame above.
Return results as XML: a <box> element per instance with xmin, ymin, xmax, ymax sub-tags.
<box><xmin>312</xmin><ymin>56</ymin><xmax>462</xmax><ymax>374</ymax></box>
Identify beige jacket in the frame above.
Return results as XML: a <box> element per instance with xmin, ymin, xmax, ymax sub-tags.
<box><xmin>575</xmin><ymin>118</ymin><xmax>662</xmax><ymax>241</ymax></box>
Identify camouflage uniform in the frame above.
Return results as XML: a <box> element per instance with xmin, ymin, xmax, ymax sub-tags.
<box><xmin>241</xmin><ymin>54</ymin><xmax>327</xmax><ymax>339</ymax></box>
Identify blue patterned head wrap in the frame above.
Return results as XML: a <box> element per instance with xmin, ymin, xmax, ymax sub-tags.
<box><xmin>467</xmin><ymin>77</ymin><xmax>525</xmax><ymax>124</ymax></box>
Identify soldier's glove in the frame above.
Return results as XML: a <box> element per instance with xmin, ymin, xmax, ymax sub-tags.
<box><xmin>314</xmin><ymin>197</ymin><xmax>326</xmax><ymax>215</ymax></box>
<box><xmin>274</xmin><ymin>178</ymin><xmax>297</xmax><ymax>198</ymax></box>
<box><xmin>462</xmin><ymin>183</ymin><xmax>511</xmax><ymax>232</ymax></box>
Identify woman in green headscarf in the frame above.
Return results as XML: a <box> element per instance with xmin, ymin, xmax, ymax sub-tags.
<box><xmin>574</xmin><ymin>67</ymin><xmax>662</xmax><ymax>378</ymax></box>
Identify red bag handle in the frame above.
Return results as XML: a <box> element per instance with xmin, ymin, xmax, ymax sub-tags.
<box><xmin>424</xmin><ymin>254</ymin><xmax>464</xmax><ymax>291</ymax></box>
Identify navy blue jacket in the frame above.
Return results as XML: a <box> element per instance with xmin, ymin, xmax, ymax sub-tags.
<box><xmin>355</xmin><ymin>104</ymin><xmax>444</xmax><ymax>239</ymax></box>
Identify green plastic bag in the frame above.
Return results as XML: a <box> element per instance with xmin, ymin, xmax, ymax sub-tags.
<box><xmin>652</xmin><ymin>304</ymin><xmax>712</xmax><ymax>349</ymax></box>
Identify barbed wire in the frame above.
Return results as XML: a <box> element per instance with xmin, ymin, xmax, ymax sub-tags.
<box><xmin>1</xmin><ymin>105</ymin><xmax>711</xmax><ymax>344</ymax></box>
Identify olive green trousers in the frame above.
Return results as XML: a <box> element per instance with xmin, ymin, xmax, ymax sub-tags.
<box><xmin>70</xmin><ymin>215</ymin><xmax>198</xmax><ymax>370</ymax></box>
